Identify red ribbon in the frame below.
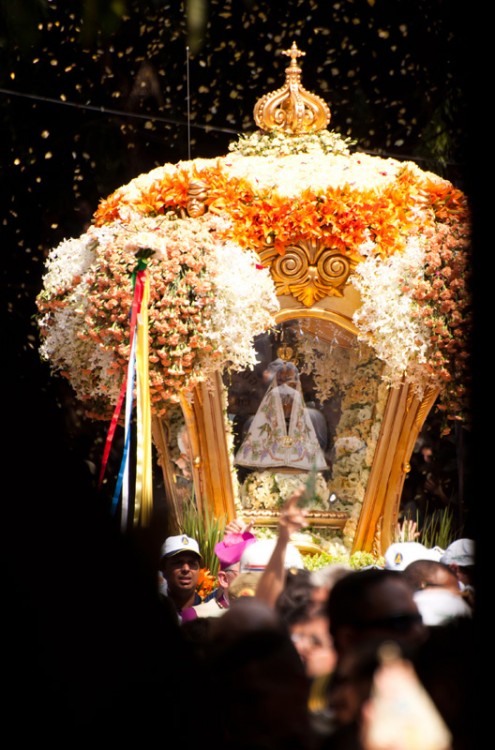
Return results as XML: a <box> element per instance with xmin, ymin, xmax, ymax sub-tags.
<box><xmin>98</xmin><ymin>270</ymin><xmax>146</xmax><ymax>490</ymax></box>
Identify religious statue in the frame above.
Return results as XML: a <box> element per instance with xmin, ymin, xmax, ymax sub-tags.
<box><xmin>234</xmin><ymin>360</ymin><xmax>328</xmax><ymax>471</ymax></box>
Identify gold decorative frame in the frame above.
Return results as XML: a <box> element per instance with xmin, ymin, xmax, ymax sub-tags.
<box><xmin>152</xmin><ymin>246</ymin><xmax>440</xmax><ymax>555</ymax></box>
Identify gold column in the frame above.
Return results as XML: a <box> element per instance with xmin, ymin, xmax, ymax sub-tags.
<box><xmin>352</xmin><ymin>382</ymin><xmax>440</xmax><ymax>555</ymax></box>
<box><xmin>182</xmin><ymin>371</ymin><xmax>237</xmax><ymax>522</ymax></box>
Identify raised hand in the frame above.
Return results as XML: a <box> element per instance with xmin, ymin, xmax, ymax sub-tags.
<box><xmin>279</xmin><ymin>487</ymin><xmax>309</xmax><ymax>536</ymax></box>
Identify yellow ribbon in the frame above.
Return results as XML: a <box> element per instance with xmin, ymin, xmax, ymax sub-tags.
<box><xmin>134</xmin><ymin>272</ymin><xmax>153</xmax><ymax>525</ymax></box>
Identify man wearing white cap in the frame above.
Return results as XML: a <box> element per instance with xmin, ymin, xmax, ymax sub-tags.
<box><xmin>384</xmin><ymin>541</ymin><xmax>442</xmax><ymax>572</ymax></box>
<box><xmin>440</xmin><ymin>538</ymin><xmax>475</xmax><ymax>605</ymax></box>
<box><xmin>440</xmin><ymin>538</ymin><xmax>474</xmax><ymax>570</ymax></box>
<box><xmin>159</xmin><ymin>534</ymin><xmax>203</xmax><ymax>620</ymax></box>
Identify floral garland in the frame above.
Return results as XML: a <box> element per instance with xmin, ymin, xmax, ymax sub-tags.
<box><xmin>93</xmin><ymin>152</ymin><xmax>449</xmax><ymax>262</ymax></box>
<box><xmin>351</xmin><ymin>194</ymin><xmax>471</xmax><ymax>428</ymax></box>
<box><xmin>37</xmin><ymin>131</ymin><xmax>471</xmax><ymax>427</ymax></box>
<box><xmin>37</xmin><ymin>212</ymin><xmax>279</xmax><ymax>417</ymax></box>
<box><xmin>329</xmin><ymin>350</ymin><xmax>389</xmax><ymax>548</ymax></box>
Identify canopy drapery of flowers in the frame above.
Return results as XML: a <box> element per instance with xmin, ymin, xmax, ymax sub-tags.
<box><xmin>37</xmin><ymin>207</ymin><xmax>279</xmax><ymax>419</ymax></box>
<box><xmin>36</xmin><ymin>126</ymin><xmax>471</xmax><ymax>429</ymax></box>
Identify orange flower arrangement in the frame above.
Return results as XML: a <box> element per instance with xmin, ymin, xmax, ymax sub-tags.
<box><xmin>196</xmin><ymin>568</ymin><xmax>217</xmax><ymax>600</ymax></box>
<box><xmin>93</xmin><ymin>158</ymin><xmax>446</xmax><ymax>265</ymax></box>
<box><xmin>38</xmin><ymin>135</ymin><xmax>471</xmax><ymax>428</ymax></box>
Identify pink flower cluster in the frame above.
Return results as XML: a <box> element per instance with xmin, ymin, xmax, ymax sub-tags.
<box><xmin>79</xmin><ymin>230</ymin><xmax>220</xmax><ymax>418</ymax></box>
<box><xmin>410</xmin><ymin>213</ymin><xmax>471</xmax><ymax>432</ymax></box>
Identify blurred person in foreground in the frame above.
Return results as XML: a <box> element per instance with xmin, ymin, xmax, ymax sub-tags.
<box><xmin>203</xmin><ymin>596</ymin><xmax>318</xmax><ymax>750</ymax></box>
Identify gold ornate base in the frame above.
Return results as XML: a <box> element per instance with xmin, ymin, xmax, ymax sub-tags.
<box><xmin>242</xmin><ymin>509</ymin><xmax>349</xmax><ymax>529</ymax></box>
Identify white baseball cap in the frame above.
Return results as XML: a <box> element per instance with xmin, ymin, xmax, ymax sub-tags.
<box><xmin>440</xmin><ymin>538</ymin><xmax>475</xmax><ymax>567</ymax></box>
<box><xmin>384</xmin><ymin>541</ymin><xmax>441</xmax><ymax>571</ymax></box>
<box><xmin>239</xmin><ymin>538</ymin><xmax>304</xmax><ymax>573</ymax></box>
<box><xmin>160</xmin><ymin>534</ymin><xmax>202</xmax><ymax>563</ymax></box>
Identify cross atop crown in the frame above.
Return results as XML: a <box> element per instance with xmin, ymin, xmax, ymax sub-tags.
<box><xmin>282</xmin><ymin>42</ymin><xmax>306</xmax><ymax>68</ymax></box>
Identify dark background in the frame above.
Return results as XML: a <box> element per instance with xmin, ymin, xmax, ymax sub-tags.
<box><xmin>1</xmin><ymin>1</ymin><xmax>485</xmax><ymax>740</ymax></box>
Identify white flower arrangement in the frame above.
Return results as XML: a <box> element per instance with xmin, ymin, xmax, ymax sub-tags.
<box><xmin>351</xmin><ymin>236</ymin><xmax>431</xmax><ymax>398</ymax></box>
<box><xmin>329</xmin><ymin>347</ymin><xmax>386</xmax><ymax>506</ymax></box>
<box><xmin>222</xmin><ymin>150</ymin><xmax>427</xmax><ymax>199</ymax></box>
<box><xmin>227</xmin><ymin>128</ymin><xmax>355</xmax><ymax>157</ymax></box>
<box><xmin>239</xmin><ymin>470</ymin><xmax>331</xmax><ymax>512</ymax></box>
<box><xmin>204</xmin><ymin>240</ymin><xmax>279</xmax><ymax>373</ymax></box>
<box><xmin>342</xmin><ymin>504</ymin><xmax>364</xmax><ymax>549</ymax></box>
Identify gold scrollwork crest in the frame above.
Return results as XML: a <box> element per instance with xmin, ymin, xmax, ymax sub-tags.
<box><xmin>259</xmin><ymin>238</ymin><xmax>357</xmax><ymax>307</ymax></box>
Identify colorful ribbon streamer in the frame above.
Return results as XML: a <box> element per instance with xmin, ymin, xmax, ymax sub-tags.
<box><xmin>134</xmin><ymin>272</ymin><xmax>153</xmax><ymax>526</ymax></box>
<box><xmin>98</xmin><ymin>251</ymin><xmax>154</xmax><ymax>528</ymax></box>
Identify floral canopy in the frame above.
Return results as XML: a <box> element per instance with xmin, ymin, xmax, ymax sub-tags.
<box><xmin>37</xmin><ymin>43</ymin><xmax>471</xmax><ymax>433</ymax></box>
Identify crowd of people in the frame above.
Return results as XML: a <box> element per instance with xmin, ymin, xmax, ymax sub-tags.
<box><xmin>156</xmin><ymin>488</ymin><xmax>477</xmax><ymax>750</ymax></box>
<box><xmin>5</xmin><ymin>362</ymin><xmax>478</xmax><ymax>747</ymax></box>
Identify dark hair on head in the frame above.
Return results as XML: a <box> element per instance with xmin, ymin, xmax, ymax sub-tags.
<box><xmin>326</xmin><ymin>568</ymin><xmax>404</xmax><ymax>635</ymax></box>
<box><xmin>285</xmin><ymin>567</ymin><xmax>312</xmax><ymax>588</ymax></box>
<box><xmin>403</xmin><ymin>559</ymin><xmax>456</xmax><ymax>591</ymax></box>
<box><xmin>276</xmin><ymin>571</ymin><xmax>315</xmax><ymax>626</ymax></box>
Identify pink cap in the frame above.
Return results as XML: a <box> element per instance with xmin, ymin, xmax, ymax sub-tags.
<box><xmin>215</xmin><ymin>531</ymin><xmax>257</xmax><ymax>570</ymax></box>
